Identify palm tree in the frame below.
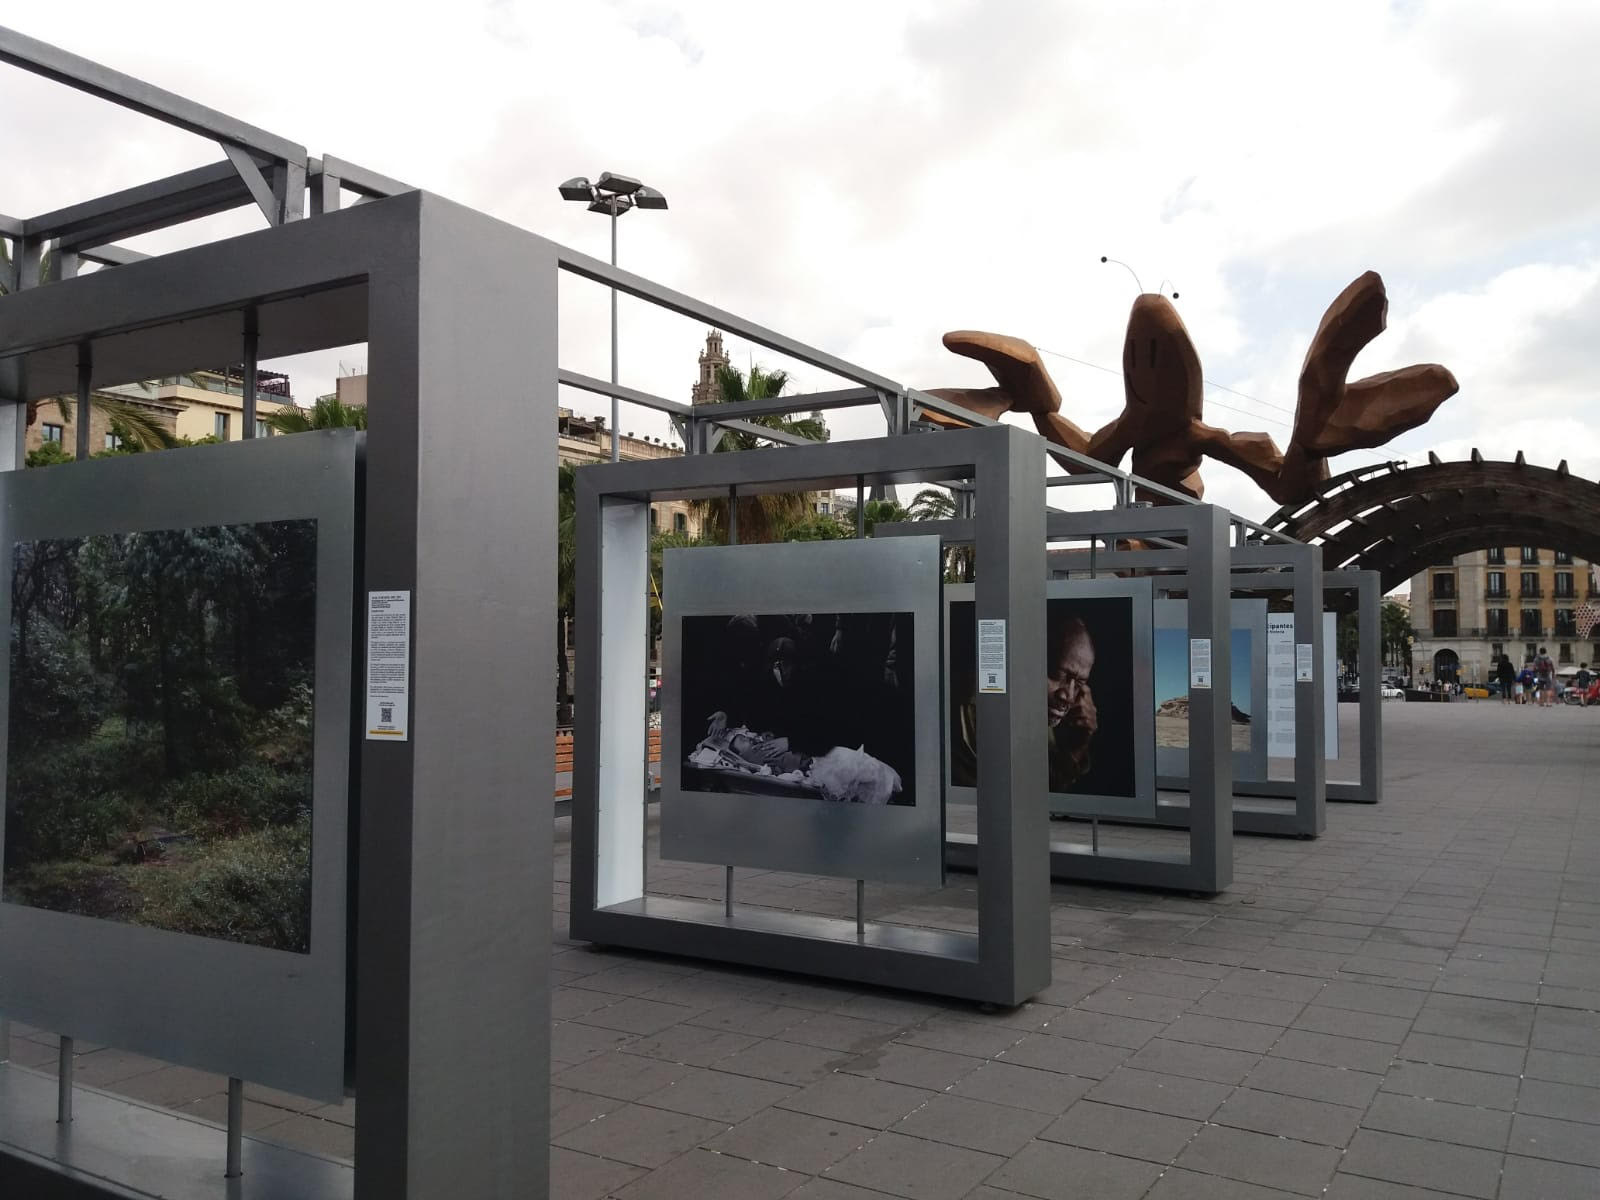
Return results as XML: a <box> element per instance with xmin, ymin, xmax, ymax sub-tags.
<box><xmin>3</xmin><ymin>243</ymin><xmax>177</xmax><ymax>451</ymax></box>
<box><xmin>907</xmin><ymin>487</ymin><xmax>972</xmax><ymax>581</ymax></box>
<box><xmin>260</xmin><ymin>394</ymin><xmax>369</xmax><ymax>433</ymax></box>
<box><xmin>693</xmin><ymin>363</ymin><xmax>829</xmax><ymax>543</ymax></box>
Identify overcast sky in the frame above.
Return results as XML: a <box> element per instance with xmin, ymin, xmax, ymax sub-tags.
<box><xmin>3</xmin><ymin>0</ymin><xmax>1597</xmax><ymax>525</ymax></box>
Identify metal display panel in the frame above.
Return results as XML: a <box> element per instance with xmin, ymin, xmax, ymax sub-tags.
<box><xmin>0</xmin><ymin>432</ymin><xmax>356</xmax><ymax>1101</ymax></box>
<box><xmin>661</xmin><ymin>538</ymin><xmax>943</xmax><ymax>887</ymax></box>
<box><xmin>1153</xmin><ymin>597</ymin><xmax>1268</xmax><ymax>784</ymax></box>
<box><xmin>1266</xmin><ymin>611</ymin><xmax>1340</xmax><ymax>761</ymax></box>
<box><xmin>573</xmin><ymin>424</ymin><xmax>1053</xmax><ymax>1007</ymax></box>
<box><xmin>914</xmin><ymin>501</ymin><xmax>1236</xmax><ymax>894</ymax></box>
<box><xmin>1311</xmin><ymin>570</ymin><xmax>1382</xmax><ymax>804</ymax></box>
<box><xmin>945</xmin><ymin>578</ymin><xmax>1156</xmax><ymax>821</ymax></box>
<box><xmin>0</xmin><ymin>190</ymin><xmax>559</xmax><ymax>1200</ymax></box>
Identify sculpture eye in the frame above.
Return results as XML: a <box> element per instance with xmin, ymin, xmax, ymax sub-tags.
<box><xmin>1149</xmin><ymin>338</ymin><xmax>1158</xmax><ymax>367</ymax></box>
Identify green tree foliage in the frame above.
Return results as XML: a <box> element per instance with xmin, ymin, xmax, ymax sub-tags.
<box><xmin>3</xmin><ymin>520</ymin><xmax>317</xmax><ymax>952</ymax></box>
<box><xmin>693</xmin><ymin>363</ymin><xmax>830</xmax><ymax>542</ymax></box>
<box><xmin>260</xmin><ymin>394</ymin><xmax>369</xmax><ymax>433</ymax></box>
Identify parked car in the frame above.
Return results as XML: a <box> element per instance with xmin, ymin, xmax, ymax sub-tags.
<box><xmin>1380</xmin><ymin>684</ymin><xmax>1405</xmax><ymax>700</ymax></box>
<box><xmin>1462</xmin><ymin>684</ymin><xmax>1490</xmax><ymax>700</ymax></box>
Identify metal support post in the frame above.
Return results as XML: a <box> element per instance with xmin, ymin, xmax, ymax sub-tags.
<box><xmin>224</xmin><ymin>1077</ymin><xmax>243</xmax><ymax>1178</ymax></box>
<box><xmin>57</xmin><ymin>1036</ymin><xmax>73</xmax><ymax>1124</ymax></box>
<box><xmin>242</xmin><ymin>306</ymin><xmax>259</xmax><ymax>438</ymax></box>
<box><xmin>855</xmin><ymin>475</ymin><xmax>865</xmax><ymax>537</ymax></box>
<box><xmin>74</xmin><ymin>343</ymin><xmax>91</xmax><ymax>460</ymax></box>
<box><xmin>724</xmin><ymin>866</ymin><xmax>734</xmax><ymax>919</ymax></box>
<box><xmin>855</xmin><ymin>880</ymin><xmax>865</xmax><ymax>936</ymax></box>
<box><xmin>610</xmin><ymin>200</ymin><xmax>620</xmax><ymax>462</ymax></box>
<box><xmin>0</xmin><ymin>1017</ymin><xmax>10</xmax><ymax>1062</ymax></box>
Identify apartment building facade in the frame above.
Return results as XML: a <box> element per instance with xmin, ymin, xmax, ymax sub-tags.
<box><xmin>1408</xmin><ymin>548</ymin><xmax>1599</xmax><ymax>682</ymax></box>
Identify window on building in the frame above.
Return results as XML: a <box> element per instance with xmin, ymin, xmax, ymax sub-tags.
<box><xmin>1521</xmin><ymin>609</ymin><xmax>1542</xmax><ymax>637</ymax></box>
<box><xmin>1555</xmin><ymin>609</ymin><xmax>1577</xmax><ymax>637</ymax></box>
<box><xmin>649</xmin><ymin>507</ymin><xmax>658</xmax><ymax>532</ymax></box>
<box><xmin>1487</xmin><ymin>547</ymin><xmax>1505</xmax><ymax>564</ymax></box>
<box><xmin>1555</xmin><ymin>551</ymin><xmax>1572</xmax><ymax>565</ymax></box>
<box><xmin>819</xmin><ymin>502</ymin><xmax>830</xmax><ymax>514</ymax></box>
<box><xmin>1520</xmin><ymin>571</ymin><xmax>1540</xmax><ymax>597</ymax></box>
<box><xmin>1486</xmin><ymin>571</ymin><xmax>1507</xmax><ymax>597</ymax></box>
<box><xmin>1521</xmin><ymin>546</ymin><xmax>1539</xmax><ymax>564</ymax></box>
<box><xmin>214</xmin><ymin>412</ymin><xmax>230</xmax><ymax>439</ymax></box>
<box><xmin>1432</xmin><ymin>573</ymin><xmax>1455</xmax><ymax>599</ymax></box>
<box><xmin>103</xmin><ymin>432</ymin><xmax>122</xmax><ymax>451</ymax></box>
<box><xmin>1526</xmin><ymin>642</ymin><xmax>1539</xmax><ymax>662</ymax></box>
<box><xmin>1560</xmin><ymin>643</ymin><xmax>1573</xmax><ymax>664</ymax></box>
<box><xmin>1432</xmin><ymin>609</ymin><xmax>1457</xmax><ymax>637</ymax></box>
<box><xmin>254</xmin><ymin>419</ymin><xmax>272</xmax><ymax>438</ymax></box>
<box><xmin>673</xmin><ymin>512</ymin><xmax>687</xmax><ymax>534</ymax></box>
<box><xmin>1555</xmin><ymin>572</ymin><xmax>1574</xmax><ymax>598</ymax></box>
<box><xmin>1487</xmin><ymin>608</ymin><xmax>1509</xmax><ymax>637</ymax></box>
<box><xmin>1491</xmin><ymin>642</ymin><xmax>1505</xmax><ymax>662</ymax></box>
<box><xmin>42</xmin><ymin>423</ymin><xmax>63</xmax><ymax>444</ymax></box>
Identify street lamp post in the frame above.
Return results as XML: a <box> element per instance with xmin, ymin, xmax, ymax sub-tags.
<box><xmin>558</xmin><ymin>172</ymin><xmax>669</xmax><ymax>462</ymax></box>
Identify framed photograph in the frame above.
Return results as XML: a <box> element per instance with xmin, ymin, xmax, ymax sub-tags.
<box><xmin>0</xmin><ymin>432</ymin><xmax>356</xmax><ymax>1102</ymax></box>
<box><xmin>945</xmin><ymin>578</ymin><xmax>1156</xmax><ymax>821</ymax></box>
<box><xmin>1154</xmin><ymin>597</ymin><xmax>1268</xmax><ymax>782</ymax></box>
<box><xmin>661</xmin><ymin>537</ymin><xmax>943</xmax><ymax>887</ymax></box>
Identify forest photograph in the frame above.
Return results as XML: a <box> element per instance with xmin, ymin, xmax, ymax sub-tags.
<box><xmin>2</xmin><ymin>518</ymin><xmax>318</xmax><ymax>954</ymax></box>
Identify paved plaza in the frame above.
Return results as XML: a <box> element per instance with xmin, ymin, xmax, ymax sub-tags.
<box><xmin>9</xmin><ymin>699</ymin><xmax>1600</xmax><ymax>1198</ymax></box>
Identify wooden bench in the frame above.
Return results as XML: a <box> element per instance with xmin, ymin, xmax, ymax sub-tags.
<box><xmin>555</xmin><ymin>730</ymin><xmax>660</xmax><ymax>801</ymax></box>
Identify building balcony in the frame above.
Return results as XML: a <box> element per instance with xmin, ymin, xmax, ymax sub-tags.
<box><xmin>1519</xmin><ymin>589</ymin><xmax>1543</xmax><ymax>599</ymax></box>
<box><xmin>1485</xmin><ymin>589</ymin><xmax>1509</xmax><ymax>600</ymax></box>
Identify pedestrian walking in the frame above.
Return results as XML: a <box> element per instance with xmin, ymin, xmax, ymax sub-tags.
<box><xmin>1497</xmin><ymin>654</ymin><xmax>1516</xmax><ymax>704</ymax></box>
<box><xmin>1536</xmin><ymin>646</ymin><xmax>1556</xmax><ymax>708</ymax></box>
<box><xmin>1577</xmin><ymin>662</ymin><xmax>1593</xmax><ymax>707</ymax></box>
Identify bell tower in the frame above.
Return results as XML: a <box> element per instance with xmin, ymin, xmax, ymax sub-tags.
<box><xmin>691</xmin><ymin>330</ymin><xmax>729</xmax><ymax>404</ymax></box>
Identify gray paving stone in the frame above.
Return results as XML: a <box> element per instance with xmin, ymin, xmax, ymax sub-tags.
<box><xmin>950</xmin><ymin>1061</ymin><xmax>1094</xmax><ymax>1115</ymax></box>
<box><xmin>615</xmin><ymin>1147</ymin><xmax>805</xmax><ymax>1200</ymax></box>
<box><xmin>1173</xmin><ymin>1123</ymin><xmax>1341</xmax><ymax>1196</ymax></box>
<box><xmin>824</xmin><ymin>1130</ymin><xmax>1004</xmax><ymax>1200</ymax></box>
<box><xmin>1522</xmin><ymin>1047</ymin><xmax>1600</xmax><ymax>1088</ymax></box>
<box><xmin>554</xmin><ymin>1049</ymin><xmax>696</xmax><ymax>1100</ymax></box>
<box><xmin>840</xmin><ymin>1042</ymin><xmax>981</xmax><ymax>1090</ymax></box>
<box><xmin>1395</xmin><ymin>1031</ymin><xmax>1525</xmax><ymax>1076</ymax></box>
<box><xmin>1075</xmin><ymin>985</ymin><xmax>1193</xmax><ymax>1024</ymax></box>
<box><xmin>1532</xmin><ymin>1006</ymin><xmax>1600</xmax><ymax>1056</ymax></box>
<box><xmin>552</xmin><ymin>985</ymin><xmax>624</xmax><ymax>1021</ymax></box>
<box><xmin>1040</xmin><ymin>1008</ymin><xmax>1167</xmax><ymax>1049</ymax></box>
<box><xmin>998</xmin><ymin>1033</ymin><xmax>1130</xmax><ymax>1079</ymax></box>
<box><xmin>989</xmin><ymin>1140</ymin><xmax>1163</xmax><ymax>1200</ymax></box>
<box><xmin>705</xmin><ymin>1107</ymin><xmax>873</xmax><ymax>1174</ymax></box>
<box><xmin>1271</xmin><ymin>1028</ymin><xmax>1397</xmax><ymax>1073</ymax></box>
<box><xmin>896</xmin><ymin>1015</ymin><xmax>1027</xmax><ymax>1059</ymax></box>
<box><xmin>1186</xmin><ymin>989</ymin><xmax>1306</xmax><ymax>1027</ymax></box>
<box><xmin>1411</xmin><ymin>995</ymin><xmax>1536</xmax><ymax>1047</ymax></box>
<box><xmin>1324</xmin><ymin>1176</ymin><xmax>1473</xmax><ymax>1200</ymax></box>
<box><xmin>549</xmin><ymin>1087</ymin><xmax>626</xmax><ymax>1137</ymax></box>
<box><xmin>1517</xmin><ymin>1077</ymin><xmax>1600</xmax><ymax>1123</ymax></box>
<box><xmin>778</xmin><ymin>1073</ymin><xmax>935</xmax><ymax>1129</ymax></box>
<box><xmin>1339</xmin><ymin>1129</ymin><xmax>1502</xmax><ymax>1198</ymax></box>
<box><xmin>549</xmin><ymin>1147</ymin><xmax>646</xmax><ymax>1200</ymax></box>
<box><xmin>639</xmin><ymin>1064</ymin><xmax>797</xmax><ymax>1123</ymax></box>
<box><xmin>890</xmin><ymin>1092</ymin><xmax>1051</xmax><ymax>1157</ymax></box>
<box><xmin>777</xmin><ymin>1012</ymin><xmax>900</xmax><ymax>1054</ymax></box>
<box><xmin>1125</xmin><ymin>1037</ymin><xmax>1260</xmax><ymax>1084</ymax></box>
<box><xmin>1498</xmin><ymin>1154</ymin><xmax>1600</xmax><ymax>1200</ymax></box>
<box><xmin>172</xmin><ymin>1093</ymin><xmax>293</xmax><ymax>1135</ymax></box>
<box><xmin>623</xmin><ymin>1023</ymin><xmax>760</xmax><ymax>1067</ymax></box>
<box><xmin>573</xmin><ymin>995</ymin><xmax>704</xmax><ymax>1036</ymax></box>
<box><xmin>688</xmin><ymin>999</ymin><xmax>816</xmax><ymax>1038</ymax></box>
<box><xmin>791</xmin><ymin>1180</ymin><xmax>915</xmax><ymax>1200</ymax></box>
<box><xmin>713</xmin><ymin>1037</ymin><xmax>846</xmax><ymax>1086</ymax></box>
<box><xmin>1161</xmin><ymin>1013</ymin><xmax>1283</xmax><ymax>1053</ymax></box>
<box><xmin>1039</xmin><ymin>1099</ymin><xmax>1199</xmax><ymax>1162</ymax></box>
<box><xmin>1085</xmin><ymin>1066</ymin><xmax>1231</xmax><ymax>1119</ymax></box>
<box><xmin>1110</xmin><ymin>968</ymin><xmax>1216</xmax><ymax>1000</ymax></box>
<box><xmin>1380</xmin><ymin>1061</ymin><xmax>1521</xmax><ymax>1110</ymax></box>
<box><xmin>1508</xmin><ymin>1111</ymin><xmax>1600</xmax><ymax>1167</ymax></box>
<box><xmin>1243</xmin><ymin>1056</ymin><xmax>1384</xmax><ymax>1109</ymax></box>
<box><xmin>1145</xmin><ymin>1167</ymin><xmax>1305</xmax><ymax>1200</ymax></box>
<box><xmin>1292</xmin><ymin>1004</ymin><xmax>1414</xmax><ymax>1045</ymax></box>
<box><xmin>553</xmin><ymin>1101</ymin><xmax>728</xmax><ymax>1169</ymax></box>
<box><xmin>104</xmin><ymin>1066</ymin><xmax>224</xmax><ymax>1109</ymax></box>
<box><xmin>1361</xmin><ymin>1092</ymin><xmax>1512</xmax><ymax>1150</ymax></box>
<box><xmin>1212</xmin><ymin>1085</ymin><xmax>1364</xmax><ymax>1146</ymax></box>
<box><xmin>552</xmin><ymin>1020</ymin><xmax>636</xmax><ymax>1064</ymax></box>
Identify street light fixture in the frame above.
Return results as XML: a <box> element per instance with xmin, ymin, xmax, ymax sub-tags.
<box><xmin>559</xmin><ymin>171</ymin><xmax>669</xmax><ymax>461</ymax></box>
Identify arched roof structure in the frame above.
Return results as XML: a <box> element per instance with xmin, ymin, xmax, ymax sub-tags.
<box><xmin>1257</xmin><ymin>455</ymin><xmax>1600</xmax><ymax>594</ymax></box>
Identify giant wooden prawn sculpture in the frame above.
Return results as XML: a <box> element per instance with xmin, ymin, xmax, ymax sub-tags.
<box><xmin>922</xmin><ymin>272</ymin><xmax>1458</xmax><ymax>506</ymax></box>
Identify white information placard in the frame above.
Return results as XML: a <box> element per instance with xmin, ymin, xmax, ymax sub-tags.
<box><xmin>978</xmin><ymin>619</ymin><xmax>1007</xmax><ymax>693</ymax></box>
<box><xmin>1189</xmin><ymin>638</ymin><xmax>1212</xmax><ymax>689</ymax></box>
<box><xmin>1296</xmin><ymin>643</ymin><xmax>1315</xmax><ymax>683</ymax></box>
<box><xmin>366</xmin><ymin>590</ymin><xmax>411</xmax><ymax>740</ymax></box>
<box><xmin>1267</xmin><ymin>612</ymin><xmax>1296</xmax><ymax>758</ymax></box>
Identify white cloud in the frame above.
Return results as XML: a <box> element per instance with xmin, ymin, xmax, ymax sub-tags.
<box><xmin>2</xmin><ymin>0</ymin><xmax>1598</xmax><ymax>533</ymax></box>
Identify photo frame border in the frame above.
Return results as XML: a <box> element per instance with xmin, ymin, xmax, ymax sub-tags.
<box><xmin>0</xmin><ymin>431</ymin><xmax>356</xmax><ymax>1102</ymax></box>
<box><xmin>1154</xmin><ymin>597</ymin><xmax>1270</xmax><ymax>783</ymax></box>
<box><xmin>944</xmin><ymin>577</ymin><xmax>1157</xmax><ymax>821</ymax></box>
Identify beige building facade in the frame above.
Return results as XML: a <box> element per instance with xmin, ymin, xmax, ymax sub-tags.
<box><xmin>1408</xmin><ymin>548</ymin><xmax>1599</xmax><ymax>682</ymax></box>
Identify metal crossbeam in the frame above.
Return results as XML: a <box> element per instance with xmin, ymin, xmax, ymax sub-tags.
<box><xmin>0</xmin><ymin>24</ymin><xmax>305</xmax><ymax>164</ymax></box>
<box><xmin>687</xmin><ymin>386</ymin><xmax>880</xmax><ymax>421</ymax></box>
<box><xmin>26</xmin><ymin>161</ymin><xmax>252</xmax><ymax>249</ymax></box>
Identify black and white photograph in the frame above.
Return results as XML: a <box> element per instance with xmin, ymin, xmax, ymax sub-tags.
<box><xmin>679</xmin><ymin>612</ymin><xmax>916</xmax><ymax>806</ymax></box>
<box><xmin>950</xmin><ymin>595</ymin><xmax>1138</xmax><ymax>800</ymax></box>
